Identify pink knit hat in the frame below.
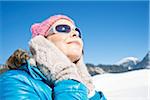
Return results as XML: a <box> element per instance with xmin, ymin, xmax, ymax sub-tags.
<box><xmin>31</xmin><ymin>15</ymin><xmax>75</xmax><ymax>38</ymax></box>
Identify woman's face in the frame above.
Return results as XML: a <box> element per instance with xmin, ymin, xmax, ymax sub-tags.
<box><xmin>46</xmin><ymin>19</ymin><xmax>83</xmax><ymax>62</ymax></box>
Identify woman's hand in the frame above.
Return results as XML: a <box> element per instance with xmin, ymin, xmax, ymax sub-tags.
<box><xmin>29</xmin><ymin>36</ymin><xmax>83</xmax><ymax>84</ymax></box>
<box><xmin>55</xmin><ymin>63</ymin><xmax>83</xmax><ymax>83</ymax></box>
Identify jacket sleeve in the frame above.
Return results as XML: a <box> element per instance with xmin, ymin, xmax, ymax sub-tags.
<box><xmin>89</xmin><ymin>91</ymin><xmax>106</xmax><ymax>100</ymax></box>
<box><xmin>53</xmin><ymin>80</ymin><xmax>88</xmax><ymax>100</ymax></box>
<box><xmin>0</xmin><ymin>70</ymin><xmax>48</xmax><ymax>100</ymax></box>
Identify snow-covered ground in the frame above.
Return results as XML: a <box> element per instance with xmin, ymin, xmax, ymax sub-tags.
<box><xmin>92</xmin><ymin>69</ymin><xmax>150</xmax><ymax>100</ymax></box>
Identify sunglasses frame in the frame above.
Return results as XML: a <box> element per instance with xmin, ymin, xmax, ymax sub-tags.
<box><xmin>47</xmin><ymin>24</ymin><xmax>82</xmax><ymax>38</ymax></box>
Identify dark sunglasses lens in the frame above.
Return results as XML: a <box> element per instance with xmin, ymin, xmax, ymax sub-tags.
<box><xmin>56</xmin><ymin>25</ymin><xmax>71</xmax><ymax>33</ymax></box>
<box><xmin>75</xmin><ymin>28</ymin><xmax>82</xmax><ymax>38</ymax></box>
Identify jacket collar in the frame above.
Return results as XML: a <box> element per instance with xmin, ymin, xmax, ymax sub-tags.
<box><xmin>19</xmin><ymin>60</ymin><xmax>50</xmax><ymax>85</ymax></box>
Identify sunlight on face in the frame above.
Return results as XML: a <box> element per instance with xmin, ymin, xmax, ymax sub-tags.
<box><xmin>47</xmin><ymin>19</ymin><xmax>83</xmax><ymax>62</ymax></box>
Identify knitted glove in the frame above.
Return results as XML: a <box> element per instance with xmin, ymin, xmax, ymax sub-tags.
<box><xmin>76</xmin><ymin>56</ymin><xmax>95</xmax><ymax>97</ymax></box>
<box><xmin>29</xmin><ymin>35</ymin><xmax>82</xmax><ymax>84</ymax></box>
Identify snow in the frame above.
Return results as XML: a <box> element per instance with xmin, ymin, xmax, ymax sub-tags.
<box><xmin>92</xmin><ymin>69</ymin><xmax>150</xmax><ymax>100</ymax></box>
<box><xmin>116</xmin><ymin>57</ymin><xmax>139</xmax><ymax>65</ymax></box>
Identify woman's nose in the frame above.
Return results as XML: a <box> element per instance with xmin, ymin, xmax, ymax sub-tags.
<box><xmin>70</xmin><ymin>30</ymin><xmax>78</xmax><ymax>38</ymax></box>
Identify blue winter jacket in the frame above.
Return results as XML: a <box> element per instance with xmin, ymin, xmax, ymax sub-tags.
<box><xmin>0</xmin><ymin>61</ymin><xmax>106</xmax><ymax>100</ymax></box>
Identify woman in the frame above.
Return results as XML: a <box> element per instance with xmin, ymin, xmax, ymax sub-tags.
<box><xmin>0</xmin><ymin>15</ymin><xmax>106</xmax><ymax>100</ymax></box>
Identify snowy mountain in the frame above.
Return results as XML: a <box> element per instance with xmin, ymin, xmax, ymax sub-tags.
<box><xmin>86</xmin><ymin>51</ymin><xmax>150</xmax><ymax>75</ymax></box>
<box><xmin>116</xmin><ymin>57</ymin><xmax>139</xmax><ymax>65</ymax></box>
<box><xmin>0</xmin><ymin>64</ymin><xmax>9</xmax><ymax>73</ymax></box>
<box><xmin>115</xmin><ymin>57</ymin><xmax>140</xmax><ymax>70</ymax></box>
<box><xmin>135</xmin><ymin>51</ymin><xmax>150</xmax><ymax>69</ymax></box>
<box><xmin>114</xmin><ymin>51</ymin><xmax>150</xmax><ymax>71</ymax></box>
<box><xmin>92</xmin><ymin>69</ymin><xmax>150</xmax><ymax>100</ymax></box>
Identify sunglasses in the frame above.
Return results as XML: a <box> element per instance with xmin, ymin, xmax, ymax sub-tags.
<box><xmin>48</xmin><ymin>24</ymin><xmax>82</xmax><ymax>38</ymax></box>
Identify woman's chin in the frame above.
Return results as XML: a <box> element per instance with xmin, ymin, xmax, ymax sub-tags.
<box><xmin>67</xmin><ymin>52</ymin><xmax>82</xmax><ymax>62</ymax></box>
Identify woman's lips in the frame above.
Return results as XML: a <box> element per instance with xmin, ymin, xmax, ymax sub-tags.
<box><xmin>67</xmin><ymin>41</ymin><xmax>80</xmax><ymax>45</ymax></box>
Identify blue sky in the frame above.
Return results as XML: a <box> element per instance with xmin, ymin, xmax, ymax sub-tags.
<box><xmin>0</xmin><ymin>1</ymin><xmax>149</xmax><ymax>65</ymax></box>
